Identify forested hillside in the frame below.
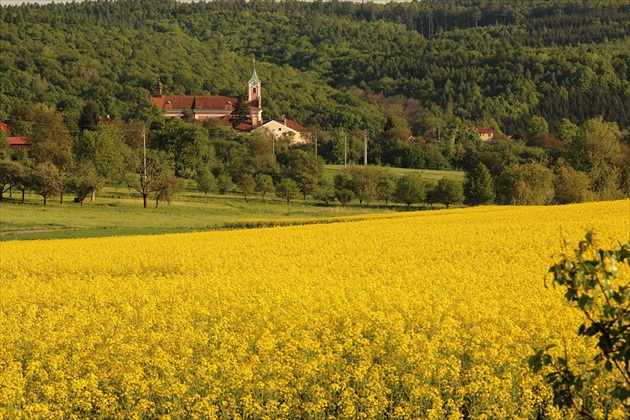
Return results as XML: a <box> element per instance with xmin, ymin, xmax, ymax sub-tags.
<box><xmin>1</xmin><ymin>0</ymin><xmax>629</xmax><ymax>137</ymax></box>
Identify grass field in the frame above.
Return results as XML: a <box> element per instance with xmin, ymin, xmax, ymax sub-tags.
<box><xmin>323</xmin><ymin>165</ymin><xmax>465</xmax><ymax>183</ymax></box>
<box><xmin>0</xmin><ymin>192</ymin><xmax>396</xmax><ymax>241</ymax></box>
<box><xmin>0</xmin><ymin>166</ymin><xmax>463</xmax><ymax>241</ymax></box>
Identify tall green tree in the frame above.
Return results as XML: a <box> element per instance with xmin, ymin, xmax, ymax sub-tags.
<box><xmin>74</xmin><ymin>124</ymin><xmax>127</xmax><ymax>183</ymax></box>
<box><xmin>152</xmin><ymin>118</ymin><xmax>215</xmax><ymax>178</ymax></box>
<box><xmin>495</xmin><ymin>162</ymin><xmax>554</xmax><ymax>205</ymax></box>
<box><xmin>570</xmin><ymin>117</ymin><xmax>622</xmax><ymax>199</ymax></box>
<box><xmin>230</xmin><ymin>94</ymin><xmax>251</xmax><ymax>128</ymax></box>
<box><xmin>553</xmin><ymin>161</ymin><xmax>592</xmax><ymax>204</ymax></box>
<box><xmin>463</xmin><ymin>162</ymin><xmax>495</xmax><ymax>206</ymax></box>
<box><xmin>78</xmin><ymin>100</ymin><xmax>101</xmax><ymax>132</ymax></box>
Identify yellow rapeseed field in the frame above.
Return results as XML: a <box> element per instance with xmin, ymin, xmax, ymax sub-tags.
<box><xmin>1</xmin><ymin>200</ymin><xmax>629</xmax><ymax>419</ymax></box>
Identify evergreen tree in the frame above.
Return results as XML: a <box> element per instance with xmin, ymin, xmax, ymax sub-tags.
<box><xmin>230</xmin><ymin>94</ymin><xmax>251</xmax><ymax>128</ymax></box>
<box><xmin>78</xmin><ymin>100</ymin><xmax>101</xmax><ymax>132</ymax></box>
<box><xmin>464</xmin><ymin>162</ymin><xmax>495</xmax><ymax>206</ymax></box>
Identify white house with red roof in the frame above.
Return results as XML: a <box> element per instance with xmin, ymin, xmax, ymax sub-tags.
<box><xmin>476</xmin><ymin>127</ymin><xmax>495</xmax><ymax>142</ymax></box>
<box><xmin>150</xmin><ymin>64</ymin><xmax>263</xmax><ymax>126</ymax></box>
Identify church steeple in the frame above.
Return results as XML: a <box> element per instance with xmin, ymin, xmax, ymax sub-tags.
<box><xmin>248</xmin><ymin>59</ymin><xmax>261</xmax><ymax>103</ymax></box>
<box><xmin>248</xmin><ymin>58</ymin><xmax>262</xmax><ymax>125</ymax></box>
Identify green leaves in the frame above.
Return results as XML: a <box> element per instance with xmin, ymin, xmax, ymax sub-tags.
<box><xmin>531</xmin><ymin>232</ymin><xmax>630</xmax><ymax>417</ymax></box>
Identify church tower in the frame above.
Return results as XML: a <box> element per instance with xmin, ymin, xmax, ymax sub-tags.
<box><xmin>248</xmin><ymin>59</ymin><xmax>262</xmax><ymax>125</ymax></box>
<box><xmin>248</xmin><ymin>60</ymin><xmax>261</xmax><ymax>103</ymax></box>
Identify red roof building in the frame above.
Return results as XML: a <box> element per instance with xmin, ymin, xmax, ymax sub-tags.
<box><xmin>6</xmin><ymin>136</ymin><xmax>31</xmax><ymax>151</ymax></box>
<box><xmin>476</xmin><ymin>128</ymin><xmax>495</xmax><ymax>142</ymax></box>
<box><xmin>150</xmin><ymin>64</ymin><xmax>264</xmax><ymax>126</ymax></box>
<box><xmin>0</xmin><ymin>121</ymin><xmax>12</xmax><ymax>133</ymax></box>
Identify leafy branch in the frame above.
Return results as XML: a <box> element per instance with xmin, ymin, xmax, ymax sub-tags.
<box><xmin>529</xmin><ymin>232</ymin><xmax>630</xmax><ymax>418</ymax></box>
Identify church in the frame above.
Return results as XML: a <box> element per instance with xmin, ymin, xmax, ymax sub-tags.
<box><xmin>150</xmin><ymin>64</ymin><xmax>263</xmax><ymax>127</ymax></box>
<box><xmin>150</xmin><ymin>63</ymin><xmax>309</xmax><ymax>142</ymax></box>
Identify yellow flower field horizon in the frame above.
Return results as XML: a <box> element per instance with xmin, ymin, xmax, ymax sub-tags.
<box><xmin>1</xmin><ymin>200</ymin><xmax>629</xmax><ymax>419</ymax></box>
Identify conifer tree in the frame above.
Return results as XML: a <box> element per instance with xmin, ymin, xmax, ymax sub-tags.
<box><xmin>464</xmin><ymin>162</ymin><xmax>495</xmax><ymax>206</ymax></box>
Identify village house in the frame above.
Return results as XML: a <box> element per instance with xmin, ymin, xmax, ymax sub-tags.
<box><xmin>476</xmin><ymin>127</ymin><xmax>495</xmax><ymax>142</ymax></box>
<box><xmin>255</xmin><ymin>119</ymin><xmax>308</xmax><ymax>144</ymax></box>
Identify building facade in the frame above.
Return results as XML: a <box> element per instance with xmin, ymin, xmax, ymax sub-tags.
<box><xmin>150</xmin><ymin>64</ymin><xmax>263</xmax><ymax>126</ymax></box>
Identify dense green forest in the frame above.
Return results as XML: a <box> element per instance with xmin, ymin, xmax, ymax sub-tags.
<box><xmin>0</xmin><ymin>0</ymin><xmax>628</xmax><ymax>207</ymax></box>
<box><xmin>1</xmin><ymin>0</ymin><xmax>629</xmax><ymax>136</ymax></box>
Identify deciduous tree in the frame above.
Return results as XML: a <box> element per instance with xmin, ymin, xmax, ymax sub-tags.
<box><xmin>29</xmin><ymin>162</ymin><xmax>61</xmax><ymax>205</ymax></box>
<box><xmin>275</xmin><ymin>177</ymin><xmax>298</xmax><ymax>204</ymax></box>
<box><xmin>432</xmin><ymin>177</ymin><xmax>464</xmax><ymax>208</ymax></box>
<box><xmin>394</xmin><ymin>174</ymin><xmax>426</xmax><ymax>209</ymax></box>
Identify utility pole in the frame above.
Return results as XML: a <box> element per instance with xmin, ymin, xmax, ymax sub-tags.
<box><xmin>344</xmin><ymin>132</ymin><xmax>347</xmax><ymax>168</ymax></box>
<box><xmin>143</xmin><ymin>126</ymin><xmax>147</xmax><ymax>184</ymax></box>
<box><xmin>364</xmin><ymin>130</ymin><xmax>368</xmax><ymax>165</ymax></box>
<box><xmin>314</xmin><ymin>133</ymin><xmax>318</xmax><ymax>156</ymax></box>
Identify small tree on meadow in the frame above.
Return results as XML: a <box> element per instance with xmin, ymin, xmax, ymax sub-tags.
<box><xmin>335</xmin><ymin>188</ymin><xmax>354</xmax><ymax>206</ymax></box>
<box><xmin>29</xmin><ymin>162</ymin><xmax>61</xmax><ymax>205</ymax></box>
<box><xmin>313</xmin><ymin>179</ymin><xmax>336</xmax><ymax>206</ymax></box>
<box><xmin>0</xmin><ymin>160</ymin><xmax>25</xmax><ymax>201</ymax></box>
<box><xmin>275</xmin><ymin>177</ymin><xmax>299</xmax><ymax>204</ymax></box>
<box><xmin>66</xmin><ymin>163</ymin><xmax>100</xmax><ymax>206</ymax></box>
<box><xmin>238</xmin><ymin>173</ymin><xmax>256</xmax><ymax>202</ymax></box>
<box><xmin>394</xmin><ymin>174</ymin><xmax>425</xmax><ymax>209</ymax></box>
<box><xmin>432</xmin><ymin>177</ymin><xmax>464</xmax><ymax>208</ymax></box>
<box><xmin>152</xmin><ymin>168</ymin><xmax>182</xmax><ymax>208</ymax></box>
<box><xmin>216</xmin><ymin>173</ymin><xmax>234</xmax><ymax>195</ymax></box>
<box><xmin>376</xmin><ymin>169</ymin><xmax>396</xmax><ymax>205</ymax></box>
<box><xmin>254</xmin><ymin>173</ymin><xmax>274</xmax><ymax>199</ymax></box>
<box><xmin>196</xmin><ymin>168</ymin><xmax>216</xmax><ymax>195</ymax></box>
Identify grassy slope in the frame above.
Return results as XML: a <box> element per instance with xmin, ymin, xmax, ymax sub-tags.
<box><xmin>323</xmin><ymin>165</ymin><xmax>465</xmax><ymax>183</ymax></box>
<box><xmin>0</xmin><ymin>167</ymin><xmax>464</xmax><ymax>241</ymax></box>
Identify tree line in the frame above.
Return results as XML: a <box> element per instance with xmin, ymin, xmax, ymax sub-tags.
<box><xmin>1</xmin><ymin>101</ymin><xmax>626</xmax><ymax>209</ymax></box>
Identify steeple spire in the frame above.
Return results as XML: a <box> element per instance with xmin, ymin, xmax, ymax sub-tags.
<box><xmin>247</xmin><ymin>57</ymin><xmax>262</xmax><ymax>125</ymax></box>
<box><xmin>248</xmin><ymin>58</ymin><xmax>261</xmax><ymax>84</ymax></box>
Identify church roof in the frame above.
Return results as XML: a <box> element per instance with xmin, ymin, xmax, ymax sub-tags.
<box><xmin>150</xmin><ymin>95</ymin><xmax>261</xmax><ymax>111</ymax></box>
<box><xmin>151</xmin><ymin>95</ymin><xmax>236</xmax><ymax>110</ymax></box>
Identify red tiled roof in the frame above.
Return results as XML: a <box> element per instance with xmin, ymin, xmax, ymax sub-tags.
<box><xmin>7</xmin><ymin>136</ymin><xmax>31</xmax><ymax>150</ymax></box>
<box><xmin>476</xmin><ymin>128</ymin><xmax>494</xmax><ymax>134</ymax></box>
<box><xmin>151</xmin><ymin>95</ymin><xmax>261</xmax><ymax>111</ymax></box>
<box><xmin>261</xmin><ymin>120</ymin><xmax>307</xmax><ymax>132</ymax></box>
<box><xmin>0</xmin><ymin>121</ymin><xmax>11</xmax><ymax>133</ymax></box>
<box><xmin>284</xmin><ymin>119</ymin><xmax>306</xmax><ymax>132</ymax></box>
<box><xmin>151</xmin><ymin>95</ymin><xmax>235</xmax><ymax>110</ymax></box>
